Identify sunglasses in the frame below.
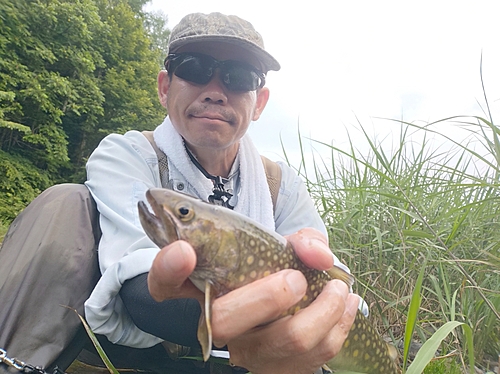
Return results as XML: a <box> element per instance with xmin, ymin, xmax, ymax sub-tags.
<box><xmin>165</xmin><ymin>53</ymin><xmax>266</xmax><ymax>92</ymax></box>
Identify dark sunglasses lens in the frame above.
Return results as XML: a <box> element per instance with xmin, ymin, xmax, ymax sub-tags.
<box><xmin>169</xmin><ymin>54</ymin><xmax>263</xmax><ymax>91</ymax></box>
<box><xmin>173</xmin><ymin>55</ymin><xmax>213</xmax><ymax>85</ymax></box>
<box><xmin>223</xmin><ymin>63</ymin><xmax>261</xmax><ymax>91</ymax></box>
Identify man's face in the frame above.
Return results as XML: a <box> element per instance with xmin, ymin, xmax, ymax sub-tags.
<box><xmin>158</xmin><ymin>42</ymin><xmax>269</xmax><ymax>155</ymax></box>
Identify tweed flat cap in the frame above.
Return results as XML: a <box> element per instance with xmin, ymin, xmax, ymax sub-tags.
<box><xmin>167</xmin><ymin>12</ymin><xmax>280</xmax><ymax>72</ymax></box>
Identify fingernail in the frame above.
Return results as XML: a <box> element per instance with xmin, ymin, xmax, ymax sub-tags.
<box><xmin>285</xmin><ymin>270</ymin><xmax>307</xmax><ymax>297</ymax></box>
<box><xmin>162</xmin><ymin>241</ymin><xmax>188</xmax><ymax>273</ymax></box>
<box><xmin>300</xmin><ymin>236</ymin><xmax>335</xmax><ymax>269</ymax></box>
<box><xmin>307</xmin><ymin>236</ymin><xmax>334</xmax><ymax>260</ymax></box>
<box><xmin>299</xmin><ymin>234</ymin><xmax>323</xmax><ymax>249</ymax></box>
<box><xmin>347</xmin><ymin>294</ymin><xmax>361</xmax><ymax>315</ymax></box>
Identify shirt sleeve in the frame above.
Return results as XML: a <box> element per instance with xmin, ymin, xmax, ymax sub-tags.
<box><xmin>273</xmin><ymin>162</ymin><xmax>327</xmax><ymax>238</ymax></box>
<box><xmin>84</xmin><ymin>130</ymin><xmax>164</xmax><ymax>348</ymax></box>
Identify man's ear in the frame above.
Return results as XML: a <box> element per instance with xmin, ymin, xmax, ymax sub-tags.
<box><xmin>157</xmin><ymin>70</ymin><xmax>170</xmax><ymax>108</ymax></box>
<box><xmin>252</xmin><ymin>87</ymin><xmax>270</xmax><ymax>121</ymax></box>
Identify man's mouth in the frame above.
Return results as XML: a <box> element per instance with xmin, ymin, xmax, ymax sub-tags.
<box><xmin>188</xmin><ymin>106</ymin><xmax>235</xmax><ymax>124</ymax></box>
<box><xmin>191</xmin><ymin>113</ymin><xmax>229</xmax><ymax>122</ymax></box>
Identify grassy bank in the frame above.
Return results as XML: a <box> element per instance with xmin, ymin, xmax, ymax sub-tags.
<box><xmin>298</xmin><ymin>115</ymin><xmax>500</xmax><ymax>372</ymax></box>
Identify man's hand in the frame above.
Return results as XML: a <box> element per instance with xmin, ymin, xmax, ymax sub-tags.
<box><xmin>148</xmin><ymin>240</ymin><xmax>203</xmax><ymax>303</ymax></box>
<box><xmin>219</xmin><ymin>279</ymin><xmax>359</xmax><ymax>374</ymax></box>
<box><xmin>147</xmin><ymin>228</ymin><xmax>359</xmax><ymax>374</ymax></box>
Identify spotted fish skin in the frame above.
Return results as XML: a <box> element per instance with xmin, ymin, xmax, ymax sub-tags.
<box><xmin>328</xmin><ymin>310</ymin><xmax>400</xmax><ymax>373</ymax></box>
<box><xmin>138</xmin><ymin>188</ymin><xmax>400</xmax><ymax>374</ymax></box>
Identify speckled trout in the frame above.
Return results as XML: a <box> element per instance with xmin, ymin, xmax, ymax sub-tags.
<box><xmin>138</xmin><ymin>188</ymin><xmax>400</xmax><ymax>373</ymax></box>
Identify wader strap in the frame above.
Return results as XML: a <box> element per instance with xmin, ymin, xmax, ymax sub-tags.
<box><xmin>260</xmin><ymin>155</ymin><xmax>281</xmax><ymax>213</ymax></box>
<box><xmin>142</xmin><ymin>130</ymin><xmax>169</xmax><ymax>188</ymax></box>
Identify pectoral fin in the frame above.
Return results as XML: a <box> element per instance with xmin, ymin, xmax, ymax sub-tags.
<box><xmin>161</xmin><ymin>341</ymin><xmax>190</xmax><ymax>360</ymax></box>
<box><xmin>387</xmin><ymin>342</ymin><xmax>399</xmax><ymax>361</ymax></box>
<box><xmin>197</xmin><ymin>281</ymin><xmax>213</xmax><ymax>362</ymax></box>
<box><xmin>321</xmin><ymin>364</ymin><xmax>333</xmax><ymax>373</ymax></box>
<box><xmin>326</xmin><ymin>265</ymin><xmax>355</xmax><ymax>287</ymax></box>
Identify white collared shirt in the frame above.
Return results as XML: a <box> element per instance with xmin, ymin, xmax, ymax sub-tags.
<box><xmin>84</xmin><ymin>129</ymin><xmax>350</xmax><ymax>348</ymax></box>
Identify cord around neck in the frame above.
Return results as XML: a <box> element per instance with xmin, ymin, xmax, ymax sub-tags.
<box><xmin>184</xmin><ymin>144</ymin><xmax>235</xmax><ymax>209</ymax></box>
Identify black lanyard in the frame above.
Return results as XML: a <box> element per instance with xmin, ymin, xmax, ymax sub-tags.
<box><xmin>184</xmin><ymin>146</ymin><xmax>235</xmax><ymax>209</ymax></box>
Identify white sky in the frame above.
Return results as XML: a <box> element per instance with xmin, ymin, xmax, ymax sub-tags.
<box><xmin>146</xmin><ymin>1</ymin><xmax>500</xmax><ymax>171</ymax></box>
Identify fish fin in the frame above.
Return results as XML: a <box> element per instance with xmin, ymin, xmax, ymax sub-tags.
<box><xmin>325</xmin><ymin>265</ymin><xmax>355</xmax><ymax>287</ymax></box>
<box><xmin>197</xmin><ymin>281</ymin><xmax>213</xmax><ymax>362</ymax></box>
<box><xmin>387</xmin><ymin>342</ymin><xmax>399</xmax><ymax>361</ymax></box>
<box><xmin>321</xmin><ymin>364</ymin><xmax>333</xmax><ymax>372</ymax></box>
<box><xmin>161</xmin><ymin>341</ymin><xmax>190</xmax><ymax>360</ymax></box>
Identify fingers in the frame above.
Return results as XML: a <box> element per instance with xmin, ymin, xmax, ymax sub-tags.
<box><xmin>286</xmin><ymin>228</ymin><xmax>334</xmax><ymax>271</ymax></box>
<box><xmin>231</xmin><ymin>279</ymin><xmax>349</xmax><ymax>357</ymax></box>
<box><xmin>226</xmin><ymin>280</ymin><xmax>360</xmax><ymax>374</ymax></box>
<box><xmin>278</xmin><ymin>280</ymin><xmax>351</xmax><ymax>354</ymax></box>
<box><xmin>211</xmin><ymin>269</ymin><xmax>307</xmax><ymax>346</ymax></box>
<box><xmin>147</xmin><ymin>240</ymin><xmax>202</xmax><ymax>302</ymax></box>
<box><xmin>319</xmin><ymin>292</ymin><xmax>359</xmax><ymax>355</ymax></box>
<box><xmin>146</xmin><ymin>228</ymin><xmax>360</xmax><ymax>373</ymax></box>
<box><xmin>282</xmin><ymin>292</ymin><xmax>359</xmax><ymax>373</ymax></box>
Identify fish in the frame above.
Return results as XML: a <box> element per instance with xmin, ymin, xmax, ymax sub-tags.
<box><xmin>138</xmin><ymin>188</ymin><xmax>400</xmax><ymax>374</ymax></box>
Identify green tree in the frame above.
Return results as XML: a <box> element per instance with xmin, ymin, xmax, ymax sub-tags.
<box><xmin>0</xmin><ymin>0</ymin><xmax>107</xmax><ymax>222</ymax></box>
<box><xmin>0</xmin><ymin>0</ymin><xmax>168</xmax><ymax>223</ymax></box>
<box><xmin>64</xmin><ymin>0</ymin><xmax>167</xmax><ymax>181</ymax></box>
<box><xmin>144</xmin><ymin>9</ymin><xmax>170</xmax><ymax>65</ymax></box>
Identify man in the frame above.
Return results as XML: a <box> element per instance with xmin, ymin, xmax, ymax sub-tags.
<box><xmin>84</xmin><ymin>12</ymin><xmax>360</xmax><ymax>374</ymax></box>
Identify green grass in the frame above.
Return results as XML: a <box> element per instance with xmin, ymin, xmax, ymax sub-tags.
<box><xmin>423</xmin><ymin>358</ymin><xmax>463</xmax><ymax>374</ymax></box>
<box><xmin>293</xmin><ymin>113</ymin><xmax>500</xmax><ymax>373</ymax></box>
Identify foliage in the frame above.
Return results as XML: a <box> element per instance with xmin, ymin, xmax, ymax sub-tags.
<box><xmin>0</xmin><ymin>0</ymin><xmax>168</xmax><ymax>224</ymax></box>
<box><xmin>143</xmin><ymin>9</ymin><xmax>170</xmax><ymax>66</ymax></box>
<box><xmin>422</xmin><ymin>358</ymin><xmax>463</xmax><ymax>374</ymax></box>
<box><xmin>0</xmin><ymin>150</ymin><xmax>51</xmax><ymax>224</ymax></box>
<box><xmin>406</xmin><ymin>321</ymin><xmax>474</xmax><ymax>374</ymax></box>
<box><xmin>292</xmin><ymin>114</ymin><xmax>500</xmax><ymax>372</ymax></box>
<box><xmin>0</xmin><ymin>221</ymin><xmax>7</xmax><ymax>244</ymax></box>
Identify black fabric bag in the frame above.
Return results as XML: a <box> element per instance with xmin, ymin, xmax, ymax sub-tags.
<box><xmin>0</xmin><ymin>184</ymin><xmax>101</xmax><ymax>373</ymax></box>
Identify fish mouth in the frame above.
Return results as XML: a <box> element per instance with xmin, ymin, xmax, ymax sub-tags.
<box><xmin>138</xmin><ymin>189</ymin><xmax>179</xmax><ymax>249</ymax></box>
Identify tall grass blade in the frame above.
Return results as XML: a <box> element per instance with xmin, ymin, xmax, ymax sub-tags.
<box><xmin>479</xmin><ymin>51</ymin><xmax>494</xmax><ymax>128</ymax></box>
<box><xmin>450</xmin><ymin>289</ymin><xmax>458</xmax><ymax>323</ymax></box>
<box><xmin>406</xmin><ymin>321</ymin><xmax>475</xmax><ymax>374</ymax></box>
<box><xmin>67</xmin><ymin>307</ymin><xmax>119</xmax><ymax>374</ymax></box>
<box><xmin>403</xmin><ymin>257</ymin><xmax>427</xmax><ymax>372</ymax></box>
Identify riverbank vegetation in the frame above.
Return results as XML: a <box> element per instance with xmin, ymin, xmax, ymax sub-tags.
<box><xmin>0</xmin><ymin>0</ymin><xmax>168</xmax><ymax>224</ymax></box>
<box><xmin>295</xmin><ymin>113</ymin><xmax>500</xmax><ymax>373</ymax></box>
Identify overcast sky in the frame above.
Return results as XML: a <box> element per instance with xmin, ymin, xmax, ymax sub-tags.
<box><xmin>145</xmin><ymin>1</ymin><xmax>500</xmax><ymax>170</ymax></box>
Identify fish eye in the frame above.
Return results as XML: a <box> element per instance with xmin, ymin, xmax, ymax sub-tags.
<box><xmin>175</xmin><ymin>202</ymin><xmax>194</xmax><ymax>222</ymax></box>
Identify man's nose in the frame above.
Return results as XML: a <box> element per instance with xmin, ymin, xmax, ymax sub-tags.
<box><xmin>202</xmin><ymin>70</ymin><xmax>228</xmax><ymax>104</ymax></box>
